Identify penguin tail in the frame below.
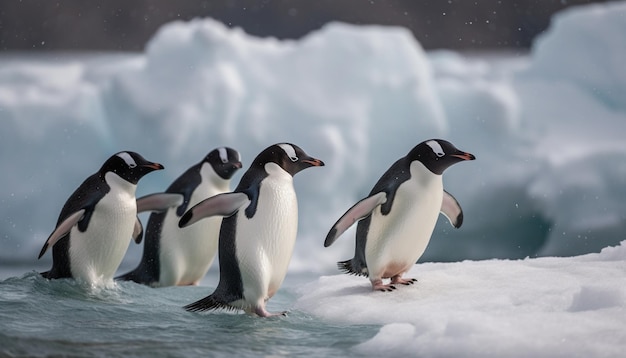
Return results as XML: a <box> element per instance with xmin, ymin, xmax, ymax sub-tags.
<box><xmin>115</xmin><ymin>271</ymin><xmax>136</xmax><ymax>282</ymax></box>
<box><xmin>337</xmin><ymin>259</ymin><xmax>369</xmax><ymax>277</ymax></box>
<box><xmin>115</xmin><ymin>261</ymin><xmax>159</xmax><ymax>286</ymax></box>
<box><xmin>184</xmin><ymin>294</ymin><xmax>236</xmax><ymax>313</ymax></box>
<box><xmin>115</xmin><ymin>269</ymin><xmax>153</xmax><ymax>285</ymax></box>
<box><xmin>39</xmin><ymin>268</ymin><xmax>71</xmax><ymax>279</ymax></box>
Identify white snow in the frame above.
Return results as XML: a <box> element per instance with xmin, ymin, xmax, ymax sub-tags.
<box><xmin>1</xmin><ymin>2</ymin><xmax>625</xmax><ymax>275</ymax></box>
<box><xmin>295</xmin><ymin>241</ymin><xmax>626</xmax><ymax>357</ymax></box>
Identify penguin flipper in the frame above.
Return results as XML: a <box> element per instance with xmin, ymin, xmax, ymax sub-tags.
<box><xmin>132</xmin><ymin>216</ymin><xmax>144</xmax><ymax>244</ymax></box>
<box><xmin>441</xmin><ymin>190</ymin><xmax>464</xmax><ymax>229</ymax></box>
<box><xmin>324</xmin><ymin>192</ymin><xmax>387</xmax><ymax>247</ymax></box>
<box><xmin>179</xmin><ymin>192</ymin><xmax>250</xmax><ymax>228</ymax></box>
<box><xmin>136</xmin><ymin>193</ymin><xmax>184</xmax><ymax>213</ymax></box>
<box><xmin>38</xmin><ymin>209</ymin><xmax>85</xmax><ymax>259</ymax></box>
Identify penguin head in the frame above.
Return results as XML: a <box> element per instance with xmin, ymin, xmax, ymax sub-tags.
<box><xmin>100</xmin><ymin>151</ymin><xmax>164</xmax><ymax>184</ymax></box>
<box><xmin>203</xmin><ymin>147</ymin><xmax>243</xmax><ymax>180</ymax></box>
<box><xmin>407</xmin><ymin>139</ymin><xmax>475</xmax><ymax>175</ymax></box>
<box><xmin>254</xmin><ymin>143</ymin><xmax>325</xmax><ymax>176</ymax></box>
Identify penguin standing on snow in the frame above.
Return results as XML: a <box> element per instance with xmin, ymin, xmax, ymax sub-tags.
<box><xmin>178</xmin><ymin>143</ymin><xmax>324</xmax><ymax>317</ymax></box>
<box><xmin>38</xmin><ymin>151</ymin><xmax>164</xmax><ymax>285</ymax></box>
<box><xmin>117</xmin><ymin>147</ymin><xmax>242</xmax><ymax>287</ymax></box>
<box><xmin>324</xmin><ymin>139</ymin><xmax>475</xmax><ymax>291</ymax></box>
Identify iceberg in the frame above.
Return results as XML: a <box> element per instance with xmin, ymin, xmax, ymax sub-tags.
<box><xmin>0</xmin><ymin>2</ymin><xmax>625</xmax><ymax>274</ymax></box>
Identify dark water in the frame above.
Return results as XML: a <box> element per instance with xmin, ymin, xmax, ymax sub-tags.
<box><xmin>0</xmin><ymin>270</ymin><xmax>377</xmax><ymax>357</ymax></box>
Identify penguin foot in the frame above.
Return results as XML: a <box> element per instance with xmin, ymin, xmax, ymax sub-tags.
<box><xmin>254</xmin><ymin>307</ymin><xmax>287</xmax><ymax>318</ymax></box>
<box><xmin>391</xmin><ymin>276</ymin><xmax>418</xmax><ymax>286</ymax></box>
<box><xmin>372</xmin><ymin>280</ymin><xmax>397</xmax><ymax>292</ymax></box>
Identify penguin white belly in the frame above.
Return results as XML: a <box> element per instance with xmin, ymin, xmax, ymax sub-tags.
<box><xmin>365</xmin><ymin>162</ymin><xmax>443</xmax><ymax>279</ymax></box>
<box><xmin>69</xmin><ymin>173</ymin><xmax>137</xmax><ymax>285</ymax></box>
<box><xmin>236</xmin><ymin>165</ymin><xmax>298</xmax><ymax>307</ymax></box>
<box><xmin>159</xmin><ymin>187</ymin><xmax>224</xmax><ymax>286</ymax></box>
<box><xmin>159</xmin><ymin>164</ymin><xmax>229</xmax><ymax>286</ymax></box>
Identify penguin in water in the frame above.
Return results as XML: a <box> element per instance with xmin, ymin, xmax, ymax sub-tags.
<box><xmin>117</xmin><ymin>147</ymin><xmax>242</xmax><ymax>287</ymax></box>
<box><xmin>38</xmin><ymin>151</ymin><xmax>164</xmax><ymax>285</ymax></box>
<box><xmin>178</xmin><ymin>143</ymin><xmax>324</xmax><ymax>317</ymax></box>
<box><xmin>324</xmin><ymin>139</ymin><xmax>475</xmax><ymax>291</ymax></box>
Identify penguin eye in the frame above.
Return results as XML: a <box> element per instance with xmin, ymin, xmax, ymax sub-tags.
<box><xmin>289</xmin><ymin>156</ymin><xmax>298</xmax><ymax>162</ymax></box>
<box><xmin>128</xmin><ymin>163</ymin><xmax>137</xmax><ymax>168</ymax></box>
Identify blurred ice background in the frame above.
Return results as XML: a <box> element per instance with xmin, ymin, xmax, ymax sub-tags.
<box><xmin>1</xmin><ymin>2</ymin><xmax>625</xmax><ymax>275</ymax></box>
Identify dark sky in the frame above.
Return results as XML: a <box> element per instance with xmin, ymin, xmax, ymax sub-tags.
<box><xmin>0</xmin><ymin>0</ymin><xmax>613</xmax><ymax>52</ymax></box>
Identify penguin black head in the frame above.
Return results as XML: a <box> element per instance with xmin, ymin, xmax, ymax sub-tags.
<box><xmin>100</xmin><ymin>151</ymin><xmax>164</xmax><ymax>184</ymax></box>
<box><xmin>407</xmin><ymin>139</ymin><xmax>476</xmax><ymax>175</ymax></box>
<box><xmin>204</xmin><ymin>147</ymin><xmax>243</xmax><ymax>180</ymax></box>
<box><xmin>254</xmin><ymin>143</ymin><xmax>325</xmax><ymax>176</ymax></box>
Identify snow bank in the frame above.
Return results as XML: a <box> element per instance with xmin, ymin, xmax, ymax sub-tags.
<box><xmin>295</xmin><ymin>241</ymin><xmax>626</xmax><ymax>357</ymax></box>
<box><xmin>1</xmin><ymin>2</ymin><xmax>625</xmax><ymax>271</ymax></box>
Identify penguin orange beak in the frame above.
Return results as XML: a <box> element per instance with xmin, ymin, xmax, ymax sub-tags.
<box><xmin>302</xmin><ymin>158</ymin><xmax>325</xmax><ymax>167</ymax></box>
<box><xmin>143</xmin><ymin>163</ymin><xmax>165</xmax><ymax>170</ymax></box>
<box><xmin>452</xmin><ymin>152</ymin><xmax>476</xmax><ymax>161</ymax></box>
<box><xmin>233</xmin><ymin>161</ymin><xmax>243</xmax><ymax>169</ymax></box>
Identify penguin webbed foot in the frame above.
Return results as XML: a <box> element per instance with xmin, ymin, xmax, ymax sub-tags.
<box><xmin>375</xmin><ymin>285</ymin><xmax>396</xmax><ymax>292</ymax></box>
<box><xmin>391</xmin><ymin>276</ymin><xmax>418</xmax><ymax>286</ymax></box>
<box><xmin>254</xmin><ymin>307</ymin><xmax>288</xmax><ymax>318</ymax></box>
<box><xmin>372</xmin><ymin>280</ymin><xmax>397</xmax><ymax>292</ymax></box>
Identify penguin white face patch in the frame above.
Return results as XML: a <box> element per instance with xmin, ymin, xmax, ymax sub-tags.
<box><xmin>426</xmin><ymin>140</ymin><xmax>445</xmax><ymax>157</ymax></box>
<box><xmin>278</xmin><ymin>144</ymin><xmax>298</xmax><ymax>162</ymax></box>
<box><xmin>218</xmin><ymin>147</ymin><xmax>229</xmax><ymax>164</ymax></box>
<box><xmin>117</xmin><ymin>152</ymin><xmax>137</xmax><ymax>168</ymax></box>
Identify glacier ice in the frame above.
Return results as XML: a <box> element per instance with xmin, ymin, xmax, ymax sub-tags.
<box><xmin>1</xmin><ymin>2</ymin><xmax>625</xmax><ymax>273</ymax></box>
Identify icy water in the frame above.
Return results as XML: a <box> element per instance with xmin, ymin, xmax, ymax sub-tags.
<box><xmin>0</xmin><ymin>269</ymin><xmax>376</xmax><ymax>357</ymax></box>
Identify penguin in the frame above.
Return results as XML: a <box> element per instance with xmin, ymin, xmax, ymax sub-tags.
<box><xmin>324</xmin><ymin>139</ymin><xmax>475</xmax><ymax>291</ymax></box>
<box><xmin>116</xmin><ymin>147</ymin><xmax>242</xmax><ymax>287</ymax></box>
<box><xmin>178</xmin><ymin>143</ymin><xmax>324</xmax><ymax>317</ymax></box>
<box><xmin>38</xmin><ymin>151</ymin><xmax>164</xmax><ymax>285</ymax></box>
